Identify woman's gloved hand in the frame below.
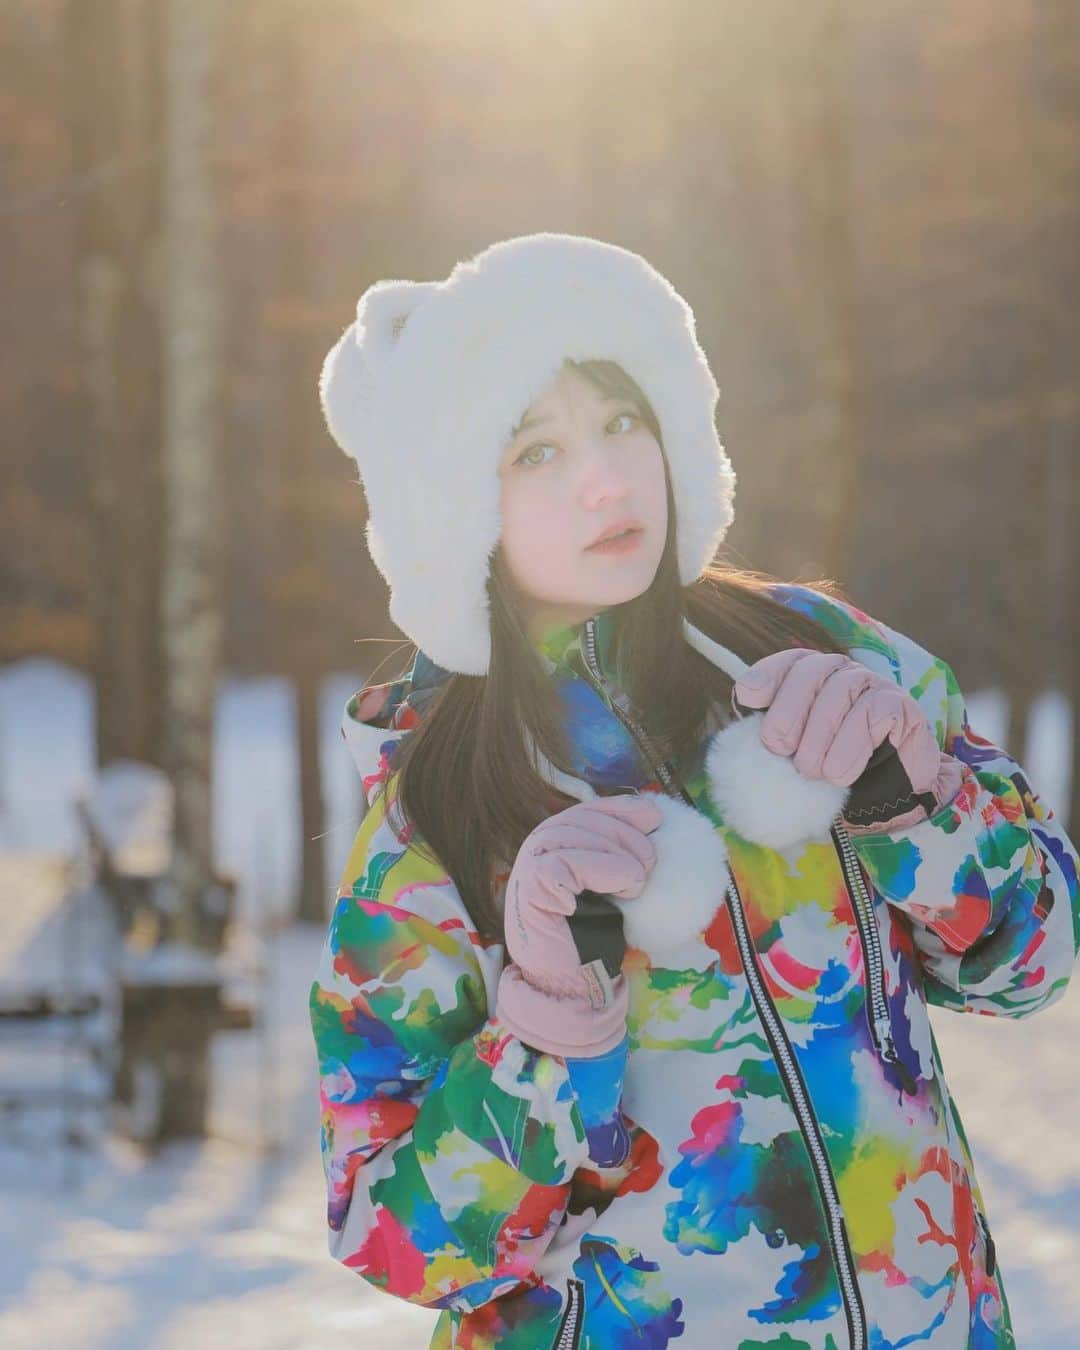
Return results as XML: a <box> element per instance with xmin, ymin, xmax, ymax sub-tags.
<box><xmin>495</xmin><ymin>793</ymin><xmax>662</xmax><ymax>1058</ymax></box>
<box><xmin>732</xmin><ymin>649</ymin><xmax>965</xmax><ymax>832</ymax></box>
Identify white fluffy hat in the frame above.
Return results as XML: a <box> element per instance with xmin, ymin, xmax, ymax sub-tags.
<box><xmin>319</xmin><ymin>232</ymin><xmax>736</xmax><ymax>675</ymax></box>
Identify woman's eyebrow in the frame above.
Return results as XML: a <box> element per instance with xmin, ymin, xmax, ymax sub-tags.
<box><xmin>511</xmin><ymin>396</ymin><xmax>624</xmax><ymax>439</ymax></box>
<box><xmin>512</xmin><ymin>411</ymin><xmax>552</xmax><ymax>436</ymax></box>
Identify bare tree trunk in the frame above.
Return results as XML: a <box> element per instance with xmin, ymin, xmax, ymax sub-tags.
<box><xmin>1070</xmin><ymin>441</ymin><xmax>1080</xmax><ymax>841</ymax></box>
<box><xmin>1032</xmin><ymin>1</ymin><xmax>1080</xmax><ymax>833</ymax></box>
<box><xmin>296</xmin><ymin>665</ymin><xmax>327</xmax><ymax>922</ymax></box>
<box><xmin>796</xmin><ymin>1</ymin><xmax>863</xmax><ymax>586</ymax></box>
<box><xmin>274</xmin><ymin>12</ymin><xmax>329</xmax><ymax>922</ymax></box>
<box><xmin>159</xmin><ymin>0</ymin><xmax>224</xmax><ymax>950</ymax></box>
<box><xmin>1003</xmin><ymin>23</ymin><xmax>1056</xmax><ymax>764</ymax></box>
<box><xmin>1003</xmin><ymin>437</ymin><xmax>1046</xmax><ymax>760</ymax></box>
<box><xmin>66</xmin><ymin>0</ymin><xmax>164</xmax><ymax>768</ymax></box>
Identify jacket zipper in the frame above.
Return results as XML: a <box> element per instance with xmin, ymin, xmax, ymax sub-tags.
<box><xmin>831</xmin><ymin>822</ymin><xmax>918</xmax><ymax>1096</ymax></box>
<box><xmin>578</xmin><ymin>618</ymin><xmax>868</xmax><ymax>1349</ymax></box>
<box><xmin>975</xmin><ymin>1207</ymin><xmax>997</xmax><ymax>1277</ymax></box>
<box><xmin>552</xmin><ymin>1277</ymin><xmax>584</xmax><ymax>1350</ymax></box>
<box><xmin>582</xmin><ymin>620</ymin><xmax>681</xmax><ymax>796</ymax></box>
<box><xmin>721</xmin><ymin>864</ymin><xmax>868</xmax><ymax>1350</ymax></box>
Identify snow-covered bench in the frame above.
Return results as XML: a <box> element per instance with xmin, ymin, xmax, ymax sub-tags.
<box><xmin>0</xmin><ymin>851</ymin><xmax>121</xmax><ymax>1169</ymax></box>
<box><xmin>74</xmin><ymin>761</ymin><xmax>253</xmax><ymax>1144</ymax></box>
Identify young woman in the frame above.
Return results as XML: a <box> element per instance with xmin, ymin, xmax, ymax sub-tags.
<box><xmin>309</xmin><ymin>233</ymin><xmax>1079</xmax><ymax>1349</ymax></box>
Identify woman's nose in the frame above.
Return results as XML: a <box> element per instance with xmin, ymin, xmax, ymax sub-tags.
<box><xmin>578</xmin><ymin>441</ymin><xmax>631</xmax><ymax>505</ymax></box>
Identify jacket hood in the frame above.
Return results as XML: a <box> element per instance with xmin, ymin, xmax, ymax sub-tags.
<box><xmin>341</xmin><ymin>609</ymin><xmax>626</xmax><ymax>801</ymax></box>
<box><xmin>340</xmin><ymin>648</ymin><xmax>451</xmax><ymax>803</ymax></box>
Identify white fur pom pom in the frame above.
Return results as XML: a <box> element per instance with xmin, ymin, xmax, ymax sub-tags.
<box><xmin>621</xmin><ymin>795</ymin><xmax>729</xmax><ymax>956</ymax></box>
<box><xmin>705</xmin><ymin>713</ymin><xmax>848</xmax><ymax>850</ymax></box>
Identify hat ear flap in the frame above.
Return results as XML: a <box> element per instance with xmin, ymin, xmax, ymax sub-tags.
<box><xmin>318</xmin><ymin>279</ymin><xmax>439</xmax><ymax>460</ymax></box>
<box><xmin>355</xmin><ymin>278</ymin><xmax>440</xmax><ymax>369</ymax></box>
<box><xmin>318</xmin><ymin>320</ymin><xmax>373</xmax><ymax>459</ymax></box>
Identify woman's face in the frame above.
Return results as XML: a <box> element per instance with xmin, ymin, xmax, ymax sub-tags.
<box><xmin>496</xmin><ymin>364</ymin><xmax>668</xmax><ymax>639</ymax></box>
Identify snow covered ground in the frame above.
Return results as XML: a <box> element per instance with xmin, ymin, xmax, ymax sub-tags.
<box><xmin>0</xmin><ymin>923</ymin><xmax>438</xmax><ymax>1349</ymax></box>
<box><xmin>0</xmin><ymin>660</ymin><xmax>1077</xmax><ymax>1346</ymax></box>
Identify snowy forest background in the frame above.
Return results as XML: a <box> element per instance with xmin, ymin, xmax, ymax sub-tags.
<box><xmin>2</xmin><ymin>1</ymin><xmax>1079</xmax><ymax>1346</ymax></box>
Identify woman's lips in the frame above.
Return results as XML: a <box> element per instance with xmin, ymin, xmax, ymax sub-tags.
<box><xmin>585</xmin><ymin>527</ymin><xmax>644</xmax><ymax>555</ymax></box>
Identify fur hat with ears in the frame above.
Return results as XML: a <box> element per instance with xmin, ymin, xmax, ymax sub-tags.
<box><xmin>318</xmin><ymin>231</ymin><xmax>737</xmax><ymax>676</ymax></box>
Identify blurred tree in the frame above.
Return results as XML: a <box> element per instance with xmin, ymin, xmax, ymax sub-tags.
<box><xmin>996</xmin><ymin>3</ymin><xmax>1077</xmax><ymax>775</ymax></box>
<box><xmin>275</xmin><ymin>5</ymin><xmax>328</xmax><ymax>924</ymax></box>
<box><xmin>158</xmin><ymin>0</ymin><xmax>225</xmax><ymax>952</ymax></box>
<box><xmin>796</xmin><ymin>0</ymin><xmax>864</xmax><ymax>585</ymax></box>
<box><xmin>64</xmin><ymin>0</ymin><xmax>164</xmax><ymax>766</ymax></box>
<box><xmin>1070</xmin><ymin>441</ymin><xmax>1080</xmax><ymax>843</ymax></box>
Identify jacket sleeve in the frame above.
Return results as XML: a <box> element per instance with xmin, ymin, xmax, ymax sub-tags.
<box><xmin>798</xmin><ymin>587</ymin><xmax>1080</xmax><ymax>1019</ymax></box>
<box><xmin>308</xmin><ymin>774</ymin><xmax>630</xmax><ymax>1312</ymax></box>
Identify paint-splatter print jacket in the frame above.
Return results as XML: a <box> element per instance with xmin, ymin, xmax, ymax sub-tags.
<box><xmin>308</xmin><ymin>583</ymin><xmax>1080</xmax><ymax>1349</ymax></box>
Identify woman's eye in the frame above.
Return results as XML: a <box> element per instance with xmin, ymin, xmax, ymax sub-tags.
<box><xmin>515</xmin><ymin>442</ymin><xmax>556</xmax><ymax>468</ymax></box>
<box><xmin>512</xmin><ymin>410</ymin><xmax>639</xmax><ymax>468</ymax></box>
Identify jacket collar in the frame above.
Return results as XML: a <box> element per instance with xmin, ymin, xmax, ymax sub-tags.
<box><xmin>341</xmin><ymin>609</ymin><xmax>750</xmax><ymax>803</ymax></box>
<box><xmin>531</xmin><ymin>606</ymin><xmax>619</xmax><ymax>684</ymax></box>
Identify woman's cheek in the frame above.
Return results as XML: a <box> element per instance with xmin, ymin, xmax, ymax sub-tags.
<box><xmin>500</xmin><ymin>491</ymin><xmax>569</xmax><ymax>594</ymax></box>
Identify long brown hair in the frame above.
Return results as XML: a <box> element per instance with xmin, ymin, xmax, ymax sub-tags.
<box><xmin>383</xmin><ymin>357</ymin><xmax>853</xmax><ymax>940</ymax></box>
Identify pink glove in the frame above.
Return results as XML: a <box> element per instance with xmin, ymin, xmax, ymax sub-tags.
<box><xmin>733</xmin><ymin>649</ymin><xmax>964</xmax><ymax>832</ymax></box>
<box><xmin>495</xmin><ymin>793</ymin><xmax>662</xmax><ymax>1059</ymax></box>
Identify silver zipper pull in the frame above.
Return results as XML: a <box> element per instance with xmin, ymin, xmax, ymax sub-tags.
<box><xmin>875</xmin><ymin>1018</ymin><xmax>918</xmax><ymax>1094</ymax></box>
<box><xmin>874</xmin><ymin>1016</ymin><xmax>897</xmax><ymax>1057</ymax></box>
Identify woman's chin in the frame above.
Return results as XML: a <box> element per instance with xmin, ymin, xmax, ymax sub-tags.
<box><xmin>579</xmin><ymin>550</ymin><xmax>661</xmax><ymax>594</ymax></box>
<box><xmin>576</xmin><ymin>576</ymin><xmax>653</xmax><ymax>609</ymax></box>
<box><xmin>519</xmin><ymin>556</ymin><xmax>660</xmax><ymax>620</ymax></box>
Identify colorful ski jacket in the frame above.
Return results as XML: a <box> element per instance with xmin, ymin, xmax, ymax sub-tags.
<box><xmin>309</xmin><ymin>583</ymin><xmax>1080</xmax><ymax>1349</ymax></box>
